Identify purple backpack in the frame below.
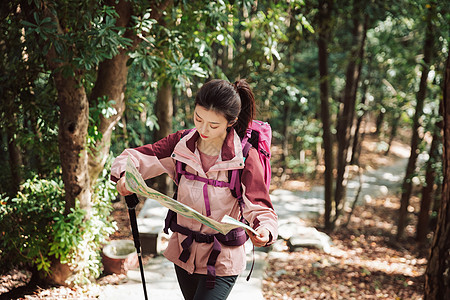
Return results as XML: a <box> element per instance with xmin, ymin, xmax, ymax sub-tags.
<box><xmin>243</xmin><ymin>120</ymin><xmax>272</xmax><ymax>189</ymax></box>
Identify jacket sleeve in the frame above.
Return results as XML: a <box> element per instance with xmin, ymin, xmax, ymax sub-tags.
<box><xmin>110</xmin><ymin>130</ymin><xmax>184</xmax><ymax>183</ymax></box>
<box><xmin>240</xmin><ymin>148</ymin><xmax>278</xmax><ymax>245</ymax></box>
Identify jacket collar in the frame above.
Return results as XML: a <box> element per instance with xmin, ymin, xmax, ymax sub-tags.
<box><xmin>185</xmin><ymin>128</ymin><xmax>237</xmax><ymax>161</ymax></box>
<box><xmin>173</xmin><ymin>128</ymin><xmax>244</xmax><ymax>175</ymax></box>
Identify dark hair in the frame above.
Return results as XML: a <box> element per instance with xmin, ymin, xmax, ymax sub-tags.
<box><xmin>195</xmin><ymin>79</ymin><xmax>255</xmax><ymax>137</ymax></box>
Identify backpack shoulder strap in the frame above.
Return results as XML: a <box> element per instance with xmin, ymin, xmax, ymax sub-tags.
<box><xmin>242</xmin><ymin>140</ymin><xmax>252</xmax><ymax>158</ymax></box>
<box><xmin>174</xmin><ymin>128</ymin><xmax>194</xmax><ymax>184</ymax></box>
<box><xmin>228</xmin><ymin>135</ymin><xmax>254</xmax><ymax>221</ymax></box>
<box><xmin>180</xmin><ymin>128</ymin><xmax>194</xmax><ymax>139</ymax></box>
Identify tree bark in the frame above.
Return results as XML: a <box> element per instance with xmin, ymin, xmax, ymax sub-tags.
<box><xmin>396</xmin><ymin>6</ymin><xmax>434</xmax><ymax>240</ymax></box>
<box><xmin>87</xmin><ymin>0</ymin><xmax>172</xmax><ymax>183</ymax></box>
<box><xmin>27</xmin><ymin>110</ymin><xmax>45</xmax><ymax>175</ymax></box>
<box><xmin>375</xmin><ymin>109</ymin><xmax>385</xmax><ymax>135</ymax></box>
<box><xmin>384</xmin><ymin>115</ymin><xmax>399</xmax><ymax>156</ymax></box>
<box><xmin>155</xmin><ymin>83</ymin><xmax>174</xmax><ymax>141</ymax></box>
<box><xmin>88</xmin><ymin>0</ymin><xmax>132</xmax><ymax>183</ymax></box>
<box><xmin>334</xmin><ymin>4</ymin><xmax>368</xmax><ymax>223</ymax></box>
<box><xmin>39</xmin><ymin>0</ymin><xmax>172</xmax><ymax>285</ymax></box>
<box><xmin>350</xmin><ymin>80</ymin><xmax>369</xmax><ymax>165</ymax></box>
<box><xmin>5</xmin><ymin>111</ymin><xmax>22</xmax><ymax>195</ymax></box>
<box><xmin>42</xmin><ymin>6</ymin><xmax>91</xmax><ymax>214</ymax></box>
<box><xmin>57</xmin><ymin>74</ymin><xmax>91</xmax><ymax>214</ymax></box>
<box><xmin>154</xmin><ymin>82</ymin><xmax>173</xmax><ymax>195</ymax></box>
<box><xmin>280</xmin><ymin>102</ymin><xmax>292</xmax><ymax>184</ymax></box>
<box><xmin>317</xmin><ymin>0</ymin><xmax>334</xmax><ymax>230</ymax></box>
<box><xmin>424</xmin><ymin>46</ymin><xmax>450</xmax><ymax>300</ymax></box>
<box><xmin>416</xmin><ymin>124</ymin><xmax>440</xmax><ymax>244</ymax></box>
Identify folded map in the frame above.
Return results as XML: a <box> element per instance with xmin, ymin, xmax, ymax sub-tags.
<box><xmin>125</xmin><ymin>156</ymin><xmax>259</xmax><ymax>236</ymax></box>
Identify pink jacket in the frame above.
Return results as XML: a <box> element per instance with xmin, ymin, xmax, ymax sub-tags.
<box><xmin>111</xmin><ymin>128</ymin><xmax>278</xmax><ymax>276</ymax></box>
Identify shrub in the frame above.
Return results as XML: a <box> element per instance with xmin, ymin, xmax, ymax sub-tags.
<box><xmin>0</xmin><ymin>178</ymin><xmax>65</xmax><ymax>274</ymax></box>
<box><xmin>0</xmin><ymin>169</ymin><xmax>117</xmax><ymax>285</ymax></box>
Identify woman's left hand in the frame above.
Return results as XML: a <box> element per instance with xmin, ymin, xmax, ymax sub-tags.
<box><xmin>247</xmin><ymin>227</ymin><xmax>271</xmax><ymax>247</ymax></box>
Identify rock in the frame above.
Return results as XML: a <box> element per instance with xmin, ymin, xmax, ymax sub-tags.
<box><xmin>281</xmin><ymin>225</ymin><xmax>332</xmax><ymax>253</ymax></box>
<box><xmin>271</xmin><ymin>239</ymin><xmax>289</xmax><ymax>252</ymax></box>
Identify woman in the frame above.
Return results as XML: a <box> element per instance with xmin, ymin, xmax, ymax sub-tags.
<box><xmin>111</xmin><ymin>79</ymin><xmax>278</xmax><ymax>300</ymax></box>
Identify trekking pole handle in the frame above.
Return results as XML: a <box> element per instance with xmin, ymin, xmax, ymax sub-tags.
<box><xmin>125</xmin><ymin>193</ymin><xmax>140</xmax><ymax>209</ymax></box>
<box><xmin>125</xmin><ymin>194</ymin><xmax>141</xmax><ymax>253</ymax></box>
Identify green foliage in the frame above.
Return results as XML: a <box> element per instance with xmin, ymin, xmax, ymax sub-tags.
<box><xmin>0</xmin><ymin>170</ymin><xmax>116</xmax><ymax>284</ymax></box>
<box><xmin>129</xmin><ymin>1</ymin><xmax>224</xmax><ymax>90</ymax></box>
<box><xmin>0</xmin><ymin>178</ymin><xmax>65</xmax><ymax>273</ymax></box>
<box><xmin>110</xmin><ymin>61</ymin><xmax>159</xmax><ymax>152</ymax></box>
<box><xmin>0</xmin><ymin>69</ymin><xmax>60</xmax><ymax>195</ymax></box>
<box><xmin>112</xmin><ymin>1</ymin><xmax>240</xmax><ymax>150</ymax></box>
<box><xmin>88</xmin><ymin>96</ymin><xmax>118</xmax><ymax>147</ymax></box>
<box><xmin>66</xmin><ymin>158</ymin><xmax>118</xmax><ymax>284</ymax></box>
<box><xmin>20</xmin><ymin>1</ymin><xmax>133</xmax><ymax>77</ymax></box>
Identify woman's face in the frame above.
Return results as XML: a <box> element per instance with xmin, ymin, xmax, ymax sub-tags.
<box><xmin>194</xmin><ymin>105</ymin><xmax>231</xmax><ymax>142</ymax></box>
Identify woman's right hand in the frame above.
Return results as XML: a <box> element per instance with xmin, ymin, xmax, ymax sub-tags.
<box><xmin>116</xmin><ymin>176</ymin><xmax>132</xmax><ymax>196</ymax></box>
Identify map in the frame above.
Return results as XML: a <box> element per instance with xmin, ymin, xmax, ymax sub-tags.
<box><xmin>125</xmin><ymin>156</ymin><xmax>259</xmax><ymax>236</ymax></box>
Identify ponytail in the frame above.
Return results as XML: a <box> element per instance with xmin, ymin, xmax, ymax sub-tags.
<box><xmin>194</xmin><ymin>78</ymin><xmax>255</xmax><ymax>137</ymax></box>
<box><xmin>233</xmin><ymin>79</ymin><xmax>255</xmax><ymax>137</ymax></box>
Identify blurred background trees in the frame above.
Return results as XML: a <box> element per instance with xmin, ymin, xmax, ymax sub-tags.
<box><xmin>1</xmin><ymin>0</ymin><xmax>449</xmax><ymax>294</ymax></box>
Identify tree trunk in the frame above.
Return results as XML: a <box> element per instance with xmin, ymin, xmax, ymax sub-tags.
<box><xmin>42</xmin><ymin>6</ymin><xmax>91</xmax><ymax>214</ymax></box>
<box><xmin>155</xmin><ymin>83</ymin><xmax>174</xmax><ymax>141</ymax></box>
<box><xmin>384</xmin><ymin>115</ymin><xmax>399</xmax><ymax>156</ymax></box>
<box><xmin>280</xmin><ymin>102</ymin><xmax>291</xmax><ymax>184</ymax></box>
<box><xmin>431</xmin><ymin>178</ymin><xmax>442</xmax><ymax>230</ymax></box>
<box><xmin>56</xmin><ymin>74</ymin><xmax>91</xmax><ymax>214</ymax></box>
<box><xmin>40</xmin><ymin>0</ymin><xmax>172</xmax><ymax>285</ymax></box>
<box><xmin>28</xmin><ymin>110</ymin><xmax>45</xmax><ymax>175</ymax></box>
<box><xmin>349</xmin><ymin>26</ymin><xmax>368</xmax><ymax>167</ymax></box>
<box><xmin>121</xmin><ymin>110</ymin><xmax>130</xmax><ymax>149</ymax></box>
<box><xmin>154</xmin><ymin>82</ymin><xmax>173</xmax><ymax>195</ymax></box>
<box><xmin>317</xmin><ymin>0</ymin><xmax>334</xmax><ymax>230</ymax></box>
<box><xmin>416</xmin><ymin>124</ymin><xmax>440</xmax><ymax>244</ymax></box>
<box><xmin>88</xmin><ymin>0</ymin><xmax>133</xmax><ymax>184</ymax></box>
<box><xmin>397</xmin><ymin>6</ymin><xmax>434</xmax><ymax>240</ymax></box>
<box><xmin>87</xmin><ymin>0</ymin><xmax>172</xmax><ymax>183</ymax></box>
<box><xmin>350</xmin><ymin>80</ymin><xmax>369</xmax><ymax>165</ymax></box>
<box><xmin>375</xmin><ymin>109</ymin><xmax>385</xmax><ymax>135</ymax></box>
<box><xmin>424</xmin><ymin>47</ymin><xmax>450</xmax><ymax>300</ymax></box>
<box><xmin>334</xmin><ymin>5</ymin><xmax>368</xmax><ymax>223</ymax></box>
<box><xmin>5</xmin><ymin>111</ymin><xmax>22</xmax><ymax>195</ymax></box>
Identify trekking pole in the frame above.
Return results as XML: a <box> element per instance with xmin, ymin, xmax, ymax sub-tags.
<box><xmin>125</xmin><ymin>194</ymin><xmax>149</xmax><ymax>300</ymax></box>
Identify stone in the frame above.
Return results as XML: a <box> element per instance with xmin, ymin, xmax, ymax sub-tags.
<box><xmin>287</xmin><ymin>227</ymin><xmax>332</xmax><ymax>253</ymax></box>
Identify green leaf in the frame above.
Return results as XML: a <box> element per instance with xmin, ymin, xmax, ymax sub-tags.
<box><xmin>20</xmin><ymin>20</ymin><xmax>38</xmax><ymax>28</ymax></box>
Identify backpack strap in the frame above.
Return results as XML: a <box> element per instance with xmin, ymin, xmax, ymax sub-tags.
<box><xmin>171</xmin><ymin>128</ymin><xmax>194</xmax><ymax>196</ymax></box>
<box><xmin>165</xmin><ymin>210</ymin><xmax>247</xmax><ymax>289</ymax></box>
<box><xmin>176</xmin><ymin>160</ymin><xmax>230</xmax><ymax>216</ymax></box>
<box><xmin>228</xmin><ymin>134</ymin><xmax>253</xmax><ymax>219</ymax></box>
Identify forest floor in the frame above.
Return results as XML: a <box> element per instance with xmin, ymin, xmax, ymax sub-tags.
<box><xmin>262</xmin><ymin>134</ymin><xmax>427</xmax><ymax>300</ymax></box>
<box><xmin>263</xmin><ymin>191</ymin><xmax>426</xmax><ymax>300</ymax></box>
<box><xmin>0</xmin><ymin>133</ymin><xmax>430</xmax><ymax>299</ymax></box>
